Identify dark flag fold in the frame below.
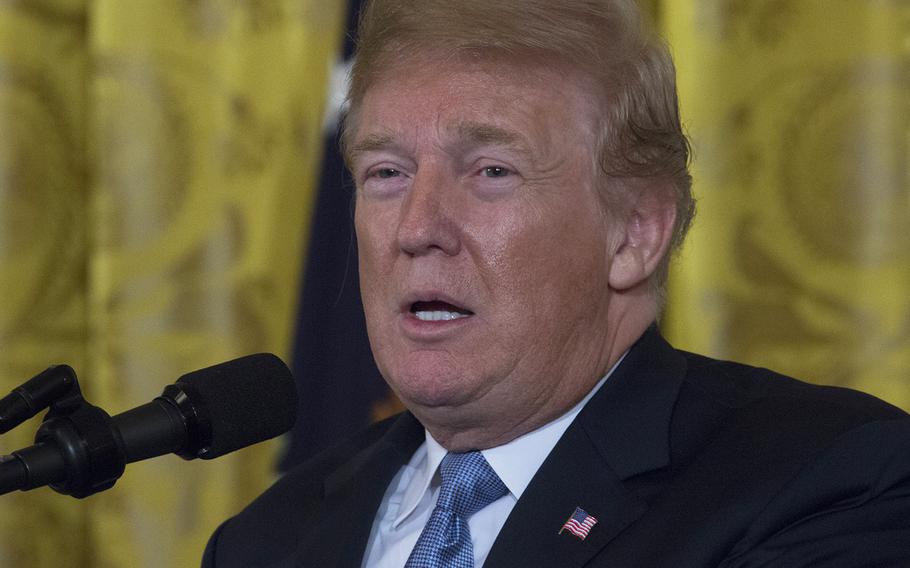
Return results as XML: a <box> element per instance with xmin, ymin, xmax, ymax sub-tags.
<box><xmin>281</xmin><ymin>0</ymin><xmax>396</xmax><ymax>469</ymax></box>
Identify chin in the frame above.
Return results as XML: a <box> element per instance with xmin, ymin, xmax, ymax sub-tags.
<box><xmin>386</xmin><ymin>353</ymin><xmax>479</xmax><ymax>410</ymax></box>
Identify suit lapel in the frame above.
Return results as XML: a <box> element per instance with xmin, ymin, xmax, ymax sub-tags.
<box><xmin>295</xmin><ymin>412</ymin><xmax>424</xmax><ymax>567</ymax></box>
<box><xmin>484</xmin><ymin>424</ymin><xmax>648</xmax><ymax>567</ymax></box>
<box><xmin>486</xmin><ymin>327</ymin><xmax>687</xmax><ymax>567</ymax></box>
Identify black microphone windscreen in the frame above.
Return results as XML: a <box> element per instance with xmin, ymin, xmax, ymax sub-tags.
<box><xmin>177</xmin><ymin>353</ymin><xmax>297</xmax><ymax>459</ymax></box>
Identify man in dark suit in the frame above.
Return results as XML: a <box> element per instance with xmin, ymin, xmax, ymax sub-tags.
<box><xmin>203</xmin><ymin>0</ymin><xmax>910</xmax><ymax>566</ymax></box>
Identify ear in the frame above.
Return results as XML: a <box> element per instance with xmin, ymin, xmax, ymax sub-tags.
<box><xmin>608</xmin><ymin>187</ymin><xmax>677</xmax><ymax>291</ymax></box>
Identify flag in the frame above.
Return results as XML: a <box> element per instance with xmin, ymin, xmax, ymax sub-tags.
<box><xmin>281</xmin><ymin>0</ymin><xmax>402</xmax><ymax>470</ymax></box>
<box><xmin>560</xmin><ymin>507</ymin><xmax>598</xmax><ymax>540</ymax></box>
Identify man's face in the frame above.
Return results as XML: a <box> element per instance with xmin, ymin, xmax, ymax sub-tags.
<box><xmin>350</xmin><ymin>59</ymin><xmax>623</xmax><ymax>447</ymax></box>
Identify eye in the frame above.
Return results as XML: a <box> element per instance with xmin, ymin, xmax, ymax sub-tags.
<box><xmin>481</xmin><ymin>166</ymin><xmax>511</xmax><ymax>178</ymax></box>
<box><xmin>375</xmin><ymin>168</ymin><xmax>401</xmax><ymax>179</ymax></box>
<box><xmin>359</xmin><ymin>163</ymin><xmax>410</xmax><ymax>198</ymax></box>
<box><xmin>469</xmin><ymin>162</ymin><xmax>520</xmax><ymax>200</ymax></box>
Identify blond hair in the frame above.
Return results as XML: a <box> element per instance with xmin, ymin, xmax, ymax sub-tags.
<box><xmin>343</xmin><ymin>0</ymin><xmax>694</xmax><ymax>284</ymax></box>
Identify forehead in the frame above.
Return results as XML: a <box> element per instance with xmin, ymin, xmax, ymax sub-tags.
<box><xmin>349</xmin><ymin>58</ymin><xmax>598</xmax><ymax>156</ymax></box>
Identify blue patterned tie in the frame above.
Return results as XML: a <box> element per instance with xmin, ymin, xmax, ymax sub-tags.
<box><xmin>405</xmin><ymin>451</ymin><xmax>509</xmax><ymax>568</ymax></box>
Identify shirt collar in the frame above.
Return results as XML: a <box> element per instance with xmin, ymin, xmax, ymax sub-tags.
<box><xmin>392</xmin><ymin>353</ymin><xmax>626</xmax><ymax>527</ymax></box>
<box><xmin>392</xmin><ymin>432</ymin><xmax>448</xmax><ymax>528</ymax></box>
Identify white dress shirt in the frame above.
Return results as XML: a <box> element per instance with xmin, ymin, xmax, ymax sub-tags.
<box><xmin>362</xmin><ymin>356</ymin><xmax>624</xmax><ymax>567</ymax></box>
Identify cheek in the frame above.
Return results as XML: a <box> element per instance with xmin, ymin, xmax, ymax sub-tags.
<box><xmin>488</xmin><ymin>206</ymin><xmax>609</xmax><ymax>315</ymax></box>
<box><xmin>355</xmin><ymin>198</ymin><xmax>394</xmax><ymax>267</ymax></box>
<box><xmin>354</xmin><ymin>205</ymin><xmax>390</xmax><ymax>313</ymax></box>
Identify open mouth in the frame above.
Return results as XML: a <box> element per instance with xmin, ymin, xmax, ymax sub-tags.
<box><xmin>410</xmin><ymin>300</ymin><xmax>474</xmax><ymax>322</ymax></box>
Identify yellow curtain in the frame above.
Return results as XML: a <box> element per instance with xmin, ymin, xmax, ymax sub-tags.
<box><xmin>662</xmin><ymin>1</ymin><xmax>910</xmax><ymax>411</ymax></box>
<box><xmin>0</xmin><ymin>1</ymin><xmax>344</xmax><ymax>566</ymax></box>
<box><xmin>3</xmin><ymin>0</ymin><xmax>908</xmax><ymax>565</ymax></box>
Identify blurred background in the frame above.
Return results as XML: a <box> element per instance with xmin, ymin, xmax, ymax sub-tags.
<box><xmin>0</xmin><ymin>0</ymin><xmax>907</xmax><ymax>566</ymax></box>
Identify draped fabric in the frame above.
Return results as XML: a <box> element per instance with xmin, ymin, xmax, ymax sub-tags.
<box><xmin>282</xmin><ymin>0</ymin><xmax>397</xmax><ymax>470</ymax></box>
<box><xmin>661</xmin><ymin>1</ymin><xmax>910</xmax><ymax>411</ymax></box>
<box><xmin>0</xmin><ymin>1</ymin><xmax>343</xmax><ymax>566</ymax></box>
<box><xmin>2</xmin><ymin>0</ymin><xmax>909</xmax><ymax>567</ymax></box>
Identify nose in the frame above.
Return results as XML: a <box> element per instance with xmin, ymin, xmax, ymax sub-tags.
<box><xmin>396</xmin><ymin>167</ymin><xmax>462</xmax><ymax>257</ymax></box>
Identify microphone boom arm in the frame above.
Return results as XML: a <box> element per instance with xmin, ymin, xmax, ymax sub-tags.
<box><xmin>0</xmin><ymin>365</ymin><xmax>81</xmax><ymax>435</ymax></box>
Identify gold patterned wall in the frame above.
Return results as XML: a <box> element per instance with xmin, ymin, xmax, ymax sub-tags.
<box><xmin>663</xmin><ymin>1</ymin><xmax>910</xmax><ymax>411</ymax></box>
<box><xmin>0</xmin><ymin>1</ymin><xmax>344</xmax><ymax>566</ymax></box>
<box><xmin>0</xmin><ymin>1</ymin><xmax>91</xmax><ymax>565</ymax></box>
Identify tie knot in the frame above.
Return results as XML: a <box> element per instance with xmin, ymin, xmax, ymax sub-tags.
<box><xmin>436</xmin><ymin>451</ymin><xmax>508</xmax><ymax>519</ymax></box>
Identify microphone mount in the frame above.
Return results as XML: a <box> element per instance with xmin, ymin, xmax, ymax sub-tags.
<box><xmin>0</xmin><ymin>366</ymin><xmax>126</xmax><ymax>498</ymax></box>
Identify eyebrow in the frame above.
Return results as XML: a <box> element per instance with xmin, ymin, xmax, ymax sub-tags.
<box><xmin>455</xmin><ymin>122</ymin><xmax>523</xmax><ymax>148</ymax></box>
<box><xmin>348</xmin><ymin>132</ymin><xmax>399</xmax><ymax>161</ymax></box>
<box><xmin>348</xmin><ymin>122</ymin><xmax>530</xmax><ymax>163</ymax></box>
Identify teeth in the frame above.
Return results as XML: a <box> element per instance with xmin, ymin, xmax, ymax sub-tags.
<box><xmin>415</xmin><ymin>310</ymin><xmax>470</xmax><ymax>322</ymax></box>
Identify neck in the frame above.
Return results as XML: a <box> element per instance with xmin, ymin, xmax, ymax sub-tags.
<box><xmin>415</xmin><ymin>293</ymin><xmax>657</xmax><ymax>452</ymax></box>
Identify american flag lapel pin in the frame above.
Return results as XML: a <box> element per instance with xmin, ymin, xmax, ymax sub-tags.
<box><xmin>559</xmin><ymin>506</ymin><xmax>598</xmax><ymax>540</ymax></box>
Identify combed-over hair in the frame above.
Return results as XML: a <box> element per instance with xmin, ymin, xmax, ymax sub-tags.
<box><xmin>343</xmin><ymin>0</ymin><xmax>695</xmax><ymax>285</ymax></box>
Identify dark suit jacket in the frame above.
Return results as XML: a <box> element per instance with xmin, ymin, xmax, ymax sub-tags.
<box><xmin>203</xmin><ymin>328</ymin><xmax>910</xmax><ymax>567</ymax></box>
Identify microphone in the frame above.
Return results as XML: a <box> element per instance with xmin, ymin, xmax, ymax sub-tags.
<box><xmin>0</xmin><ymin>353</ymin><xmax>297</xmax><ymax>498</ymax></box>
